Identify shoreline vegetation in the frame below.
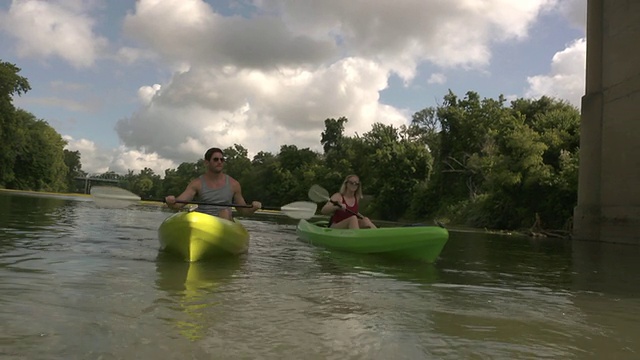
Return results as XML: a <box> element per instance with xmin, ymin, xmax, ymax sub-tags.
<box><xmin>3</xmin><ymin>60</ymin><xmax>579</xmax><ymax>238</ymax></box>
<box><xmin>0</xmin><ymin>187</ymin><xmax>285</xmax><ymax>215</ymax></box>
<box><xmin>0</xmin><ymin>188</ymin><xmax>571</xmax><ymax>239</ymax></box>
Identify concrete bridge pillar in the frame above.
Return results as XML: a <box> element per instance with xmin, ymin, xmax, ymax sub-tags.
<box><xmin>573</xmin><ymin>0</ymin><xmax>640</xmax><ymax>243</ymax></box>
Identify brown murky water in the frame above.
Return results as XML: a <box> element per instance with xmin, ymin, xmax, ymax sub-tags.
<box><xmin>1</xmin><ymin>191</ymin><xmax>639</xmax><ymax>359</ymax></box>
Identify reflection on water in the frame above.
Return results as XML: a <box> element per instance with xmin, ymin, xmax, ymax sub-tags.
<box><xmin>312</xmin><ymin>248</ymin><xmax>441</xmax><ymax>285</ymax></box>
<box><xmin>154</xmin><ymin>253</ymin><xmax>244</xmax><ymax>341</ymax></box>
<box><xmin>1</xmin><ymin>191</ymin><xmax>639</xmax><ymax>359</ymax></box>
<box><xmin>571</xmin><ymin>240</ymin><xmax>640</xmax><ymax>296</ymax></box>
<box><xmin>0</xmin><ymin>193</ymin><xmax>74</xmax><ymax>251</ymax></box>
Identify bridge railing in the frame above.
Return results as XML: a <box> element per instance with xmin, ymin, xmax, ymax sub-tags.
<box><xmin>74</xmin><ymin>173</ymin><xmax>127</xmax><ymax>194</ymax></box>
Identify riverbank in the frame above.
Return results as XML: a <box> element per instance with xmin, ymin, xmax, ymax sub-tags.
<box><xmin>0</xmin><ymin>188</ymin><xmax>287</xmax><ymax>216</ymax></box>
<box><xmin>0</xmin><ymin>188</ymin><xmax>92</xmax><ymax>200</ymax></box>
<box><xmin>1</xmin><ymin>188</ymin><xmax>563</xmax><ymax>238</ymax></box>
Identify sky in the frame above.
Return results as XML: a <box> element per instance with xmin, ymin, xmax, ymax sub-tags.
<box><xmin>0</xmin><ymin>0</ymin><xmax>587</xmax><ymax>176</ymax></box>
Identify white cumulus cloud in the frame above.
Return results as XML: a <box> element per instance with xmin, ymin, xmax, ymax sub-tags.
<box><xmin>3</xmin><ymin>0</ymin><xmax>570</xmax><ymax>174</ymax></box>
<box><xmin>557</xmin><ymin>0</ymin><xmax>587</xmax><ymax>31</ymax></box>
<box><xmin>115</xmin><ymin>0</ymin><xmax>556</xmax><ymax>164</ymax></box>
<box><xmin>0</xmin><ymin>0</ymin><xmax>108</xmax><ymax>68</ymax></box>
<box><xmin>64</xmin><ymin>136</ymin><xmax>176</xmax><ymax>176</ymax></box>
<box><xmin>427</xmin><ymin>73</ymin><xmax>447</xmax><ymax>85</ymax></box>
<box><xmin>525</xmin><ymin>38</ymin><xmax>586</xmax><ymax>107</ymax></box>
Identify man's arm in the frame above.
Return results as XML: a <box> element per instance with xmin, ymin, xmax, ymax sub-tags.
<box><xmin>230</xmin><ymin>178</ymin><xmax>261</xmax><ymax>216</ymax></box>
<box><xmin>165</xmin><ymin>178</ymin><xmax>200</xmax><ymax>210</ymax></box>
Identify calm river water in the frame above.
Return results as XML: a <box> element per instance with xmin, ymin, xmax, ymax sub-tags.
<box><xmin>1</xmin><ymin>191</ymin><xmax>639</xmax><ymax>359</ymax></box>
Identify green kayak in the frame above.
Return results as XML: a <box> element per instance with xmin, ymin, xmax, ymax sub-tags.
<box><xmin>296</xmin><ymin>219</ymin><xmax>449</xmax><ymax>263</ymax></box>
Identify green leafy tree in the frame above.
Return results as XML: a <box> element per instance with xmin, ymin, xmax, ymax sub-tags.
<box><xmin>468</xmin><ymin>116</ymin><xmax>550</xmax><ymax>228</ymax></box>
<box><xmin>64</xmin><ymin>149</ymin><xmax>85</xmax><ymax>192</ymax></box>
<box><xmin>10</xmin><ymin>110</ymin><xmax>68</xmax><ymax>192</ymax></box>
<box><xmin>321</xmin><ymin>117</ymin><xmax>347</xmax><ymax>154</ymax></box>
<box><xmin>408</xmin><ymin>107</ymin><xmax>440</xmax><ymax>160</ymax></box>
<box><xmin>424</xmin><ymin>91</ymin><xmax>508</xmax><ymax>214</ymax></box>
<box><xmin>321</xmin><ymin>117</ymin><xmax>351</xmax><ymax>170</ymax></box>
<box><xmin>508</xmin><ymin>97</ymin><xmax>580</xmax><ymax>228</ymax></box>
<box><xmin>278</xmin><ymin>145</ymin><xmax>322</xmax><ymax>202</ymax></box>
<box><xmin>0</xmin><ymin>61</ymin><xmax>31</xmax><ymax>99</ymax></box>
<box><xmin>361</xmin><ymin>123</ymin><xmax>433</xmax><ymax>220</ymax></box>
<box><xmin>0</xmin><ymin>60</ymin><xmax>31</xmax><ymax>187</ymax></box>
<box><xmin>127</xmin><ymin>167</ymin><xmax>161</xmax><ymax>198</ymax></box>
<box><xmin>278</xmin><ymin>145</ymin><xmax>318</xmax><ymax>172</ymax></box>
<box><xmin>243</xmin><ymin>151</ymin><xmax>277</xmax><ymax>203</ymax></box>
<box><xmin>252</xmin><ymin>158</ymin><xmax>294</xmax><ymax>204</ymax></box>
<box><xmin>223</xmin><ymin>144</ymin><xmax>251</xmax><ymax>182</ymax></box>
<box><xmin>133</xmin><ymin>176</ymin><xmax>154</xmax><ymax>197</ymax></box>
<box><xmin>161</xmin><ymin>160</ymin><xmax>204</xmax><ymax>197</ymax></box>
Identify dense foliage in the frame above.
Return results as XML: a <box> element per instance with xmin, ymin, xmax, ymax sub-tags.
<box><xmin>0</xmin><ymin>61</ymin><xmax>83</xmax><ymax>192</ymax></box>
<box><xmin>0</xmin><ymin>60</ymin><xmax>580</xmax><ymax>230</ymax></box>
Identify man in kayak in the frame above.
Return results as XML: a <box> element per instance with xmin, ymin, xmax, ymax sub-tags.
<box><xmin>164</xmin><ymin>147</ymin><xmax>262</xmax><ymax>220</ymax></box>
<box><xmin>320</xmin><ymin>174</ymin><xmax>377</xmax><ymax>229</ymax></box>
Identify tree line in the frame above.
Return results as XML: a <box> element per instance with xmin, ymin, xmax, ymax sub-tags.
<box><xmin>1</xmin><ymin>60</ymin><xmax>83</xmax><ymax>193</ymax></box>
<box><xmin>1</xmin><ymin>60</ymin><xmax>579</xmax><ymax>232</ymax></box>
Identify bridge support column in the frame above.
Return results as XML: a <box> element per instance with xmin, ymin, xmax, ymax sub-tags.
<box><xmin>573</xmin><ymin>0</ymin><xmax>640</xmax><ymax>244</ymax></box>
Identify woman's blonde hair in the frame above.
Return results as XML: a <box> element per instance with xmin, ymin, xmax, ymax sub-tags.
<box><xmin>339</xmin><ymin>174</ymin><xmax>363</xmax><ymax>199</ymax></box>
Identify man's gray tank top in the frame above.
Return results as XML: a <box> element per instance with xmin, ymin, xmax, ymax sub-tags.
<box><xmin>195</xmin><ymin>175</ymin><xmax>234</xmax><ymax>216</ymax></box>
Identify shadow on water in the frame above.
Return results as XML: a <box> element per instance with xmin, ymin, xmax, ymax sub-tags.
<box><xmin>153</xmin><ymin>253</ymin><xmax>245</xmax><ymax>341</ymax></box>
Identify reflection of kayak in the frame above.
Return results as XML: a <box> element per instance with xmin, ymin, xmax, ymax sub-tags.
<box><xmin>313</xmin><ymin>249</ymin><xmax>441</xmax><ymax>284</ymax></box>
<box><xmin>155</xmin><ymin>254</ymin><xmax>242</xmax><ymax>341</ymax></box>
<box><xmin>157</xmin><ymin>211</ymin><xmax>249</xmax><ymax>262</ymax></box>
<box><xmin>296</xmin><ymin>219</ymin><xmax>449</xmax><ymax>263</ymax></box>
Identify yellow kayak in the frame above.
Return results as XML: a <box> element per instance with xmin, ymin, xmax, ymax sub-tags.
<box><xmin>157</xmin><ymin>211</ymin><xmax>249</xmax><ymax>262</ymax></box>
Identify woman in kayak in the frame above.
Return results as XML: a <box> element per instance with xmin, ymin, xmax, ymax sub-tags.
<box><xmin>320</xmin><ymin>175</ymin><xmax>377</xmax><ymax>229</ymax></box>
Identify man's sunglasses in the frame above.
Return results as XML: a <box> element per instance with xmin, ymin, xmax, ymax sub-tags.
<box><xmin>211</xmin><ymin>157</ymin><xmax>225</xmax><ymax>163</ymax></box>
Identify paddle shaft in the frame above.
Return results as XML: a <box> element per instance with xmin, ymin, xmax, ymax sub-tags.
<box><xmin>152</xmin><ymin>198</ymin><xmax>316</xmax><ymax>219</ymax></box>
<box><xmin>90</xmin><ymin>186</ymin><xmax>316</xmax><ymax>219</ymax></box>
<box><xmin>329</xmin><ymin>200</ymin><xmax>363</xmax><ymax>219</ymax></box>
<box><xmin>309</xmin><ymin>184</ymin><xmax>365</xmax><ymax>219</ymax></box>
<box><xmin>164</xmin><ymin>199</ymin><xmax>280</xmax><ymax>211</ymax></box>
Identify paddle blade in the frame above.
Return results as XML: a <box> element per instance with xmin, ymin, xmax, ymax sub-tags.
<box><xmin>308</xmin><ymin>184</ymin><xmax>330</xmax><ymax>203</ymax></box>
<box><xmin>90</xmin><ymin>186</ymin><xmax>141</xmax><ymax>208</ymax></box>
<box><xmin>279</xmin><ymin>201</ymin><xmax>317</xmax><ymax>219</ymax></box>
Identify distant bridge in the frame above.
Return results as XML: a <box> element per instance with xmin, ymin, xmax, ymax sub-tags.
<box><xmin>75</xmin><ymin>173</ymin><xmax>127</xmax><ymax>194</ymax></box>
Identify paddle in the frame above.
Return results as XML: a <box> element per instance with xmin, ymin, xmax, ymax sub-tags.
<box><xmin>90</xmin><ymin>186</ymin><xmax>317</xmax><ymax>220</ymax></box>
<box><xmin>308</xmin><ymin>184</ymin><xmax>363</xmax><ymax>219</ymax></box>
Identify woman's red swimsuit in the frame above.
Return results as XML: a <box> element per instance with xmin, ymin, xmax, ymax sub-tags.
<box><xmin>329</xmin><ymin>195</ymin><xmax>358</xmax><ymax>225</ymax></box>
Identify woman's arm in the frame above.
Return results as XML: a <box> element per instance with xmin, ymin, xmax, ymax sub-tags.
<box><xmin>320</xmin><ymin>193</ymin><xmax>343</xmax><ymax>215</ymax></box>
